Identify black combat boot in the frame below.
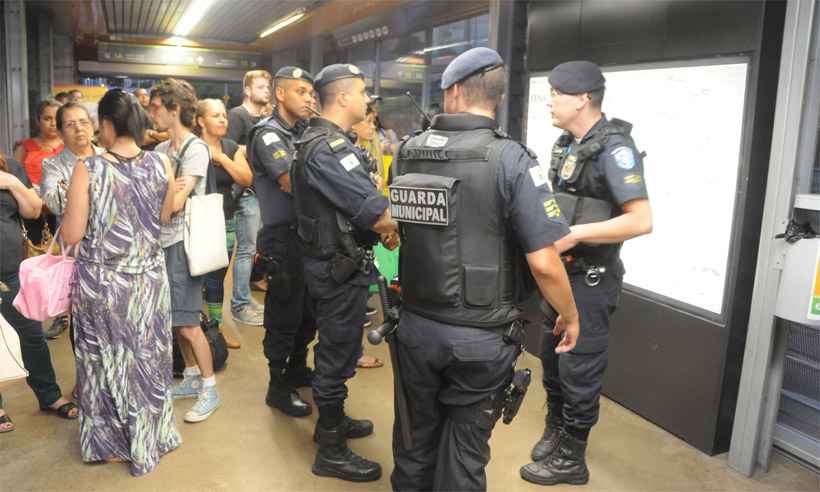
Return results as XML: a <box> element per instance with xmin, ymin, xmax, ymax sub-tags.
<box><xmin>314</xmin><ymin>415</ymin><xmax>374</xmax><ymax>442</ymax></box>
<box><xmin>531</xmin><ymin>412</ymin><xmax>564</xmax><ymax>461</ymax></box>
<box><xmin>312</xmin><ymin>424</ymin><xmax>382</xmax><ymax>482</ymax></box>
<box><xmin>520</xmin><ymin>429</ymin><xmax>589</xmax><ymax>486</ymax></box>
<box><xmin>265</xmin><ymin>372</ymin><xmax>312</xmax><ymax>417</ymax></box>
<box><xmin>283</xmin><ymin>363</ymin><xmax>314</xmax><ymax>388</ymax></box>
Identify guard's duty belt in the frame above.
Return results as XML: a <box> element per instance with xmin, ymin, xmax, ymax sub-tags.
<box><xmin>562</xmin><ymin>255</ymin><xmax>609</xmax><ymax>287</ymax></box>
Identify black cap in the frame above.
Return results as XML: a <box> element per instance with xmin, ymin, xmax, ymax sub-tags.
<box><xmin>314</xmin><ymin>64</ymin><xmax>364</xmax><ymax>91</ymax></box>
<box><xmin>440</xmin><ymin>47</ymin><xmax>504</xmax><ymax>90</ymax></box>
<box><xmin>548</xmin><ymin>61</ymin><xmax>605</xmax><ymax>94</ymax></box>
<box><xmin>274</xmin><ymin>66</ymin><xmax>314</xmax><ymax>84</ymax></box>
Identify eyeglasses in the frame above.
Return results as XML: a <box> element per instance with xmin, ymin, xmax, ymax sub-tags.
<box><xmin>64</xmin><ymin>119</ymin><xmax>92</xmax><ymax>130</ymax></box>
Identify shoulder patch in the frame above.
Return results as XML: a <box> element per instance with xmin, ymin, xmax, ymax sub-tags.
<box><xmin>340</xmin><ymin>153</ymin><xmax>360</xmax><ymax>172</ymax></box>
<box><xmin>329</xmin><ymin>138</ymin><xmax>347</xmax><ymax>150</ymax></box>
<box><xmin>262</xmin><ymin>132</ymin><xmax>281</xmax><ymax>145</ymax></box>
<box><xmin>425</xmin><ymin>134</ymin><xmax>448</xmax><ymax>148</ymax></box>
<box><xmin>272</xmin><ymin>149</ymin><xmax>287</xmax><ymax>160</ymax></box>
<box><xmin>623</xmin><ymin>174</ymin><xmax>642</xmax><ymax>185</ymax></box>
<box><xmin>529</xmin><ymin>165</ymin><xmax>549</xmax><ymax>188</ymax></box>
<box><xmin>543</xmin><ymin>199</ymin><xmax>561</xmax><ymax>218</ymax></box>
<box><xmin>611</xmin><ymin>146</ymin><xmax>636</xmax><ymax>170</ymax></box>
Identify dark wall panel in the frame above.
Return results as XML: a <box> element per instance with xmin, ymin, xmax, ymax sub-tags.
<box><xmin>528</xmin><ymin>0</ymin><xmax>764</xmax><ymax>71</ymax></box>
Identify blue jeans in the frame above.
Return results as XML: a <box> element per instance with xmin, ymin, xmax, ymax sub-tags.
<box><xmin>231</xmin><ymin>193</ymin><xmax>261</xmax><ymax>312</ymax></box>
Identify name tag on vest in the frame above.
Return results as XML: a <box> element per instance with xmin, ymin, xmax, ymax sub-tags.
<box><xmin>389</xmin><ymin>186</ymin><xmax>449</xmax><ymax>226</ymax></box>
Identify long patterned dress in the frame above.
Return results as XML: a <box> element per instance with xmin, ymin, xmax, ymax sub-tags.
<box><xmin>71</xmin><ymin>151</ymin><xmax>181</xmax><ymax>476</ymax></box>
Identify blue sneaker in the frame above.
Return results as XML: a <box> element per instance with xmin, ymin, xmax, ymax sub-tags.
<box><xmin>172</xmin><ymin>375</ymin><xmax>202</xmax><ymax>400</ymax></box>
<box><xmin>185</xmin><ymin>386</ymin><xmax>220</xmax><ymax>423</ymax></box>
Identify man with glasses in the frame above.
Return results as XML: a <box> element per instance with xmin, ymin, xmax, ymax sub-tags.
<box><xmin>520</xmin><ymin>61</ymin><xmax>653</xmax><ymax>486</ymax></box>
<box><xmin>40</xmin><ymin>102</ymin><xmax>103</xmax><ymax>339</ymax></box>
<box><xmin>291</xmin><ymin>63</ymin><xmax>400</xmax><ymax>483</ymax></box>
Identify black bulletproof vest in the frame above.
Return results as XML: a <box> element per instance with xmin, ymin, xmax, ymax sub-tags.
<box><xmin>392</xmin><ymin>117</ymin><xmax>528</xmax><ymax>328</ymax></box>
<box><xmin>291</xmin><ymin>123</ymin><xmax>346</xmax><ymax>259</ymax></box>
<box><xmin>548</xmin><ymin>118</ymin><xmax>636</xmax><ymax>263</ymax></box>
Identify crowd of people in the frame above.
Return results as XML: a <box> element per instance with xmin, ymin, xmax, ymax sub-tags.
<box><xmin>0</xmin><ymin>46</ymin><xmax>652</xmax><ymax>491</ymax></box>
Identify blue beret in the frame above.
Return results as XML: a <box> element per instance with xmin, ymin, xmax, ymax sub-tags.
<box><xmin>274</xmin><ymin>66</ymin><xmax>314</xmax><ymax>84</ymax></box>
<box><xmin>314</xmin><ymin>64</ymin><xmax>364</xmax><ymax>91</ymax></box>
<box><xmin>549</xmin><ymin>61</ymin><xmax>605</xmax><ymax>94</ymax></box>
<box><xmin>440</xmin><ymin>47</ymin><xmax>504</xmax><ymax>90</ymax></box>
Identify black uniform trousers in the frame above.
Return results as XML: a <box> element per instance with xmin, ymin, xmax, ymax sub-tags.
<box><xmin>540</xmin><ymin>263</ymin><xmax>623</xmax><ymax>433</ymax></box>
<box><xmin>259</xmin><ymin>224</ymin><xmax>317</xmax><ymax>375</ymax></box>
<box><xmin>303</xmin><ymin>259</ymin><xmax>371</xmax><ymax>409</ymax></box>
<box><xmin>391</xmin><ymin>311</ymin><xmax>519</xmax><ymax>492</ymax></box>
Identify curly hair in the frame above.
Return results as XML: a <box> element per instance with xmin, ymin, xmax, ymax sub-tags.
<box><xmin>150</xmin><ymin>78</ymin><xmax>198</xmax><ymax>128</ymax></box>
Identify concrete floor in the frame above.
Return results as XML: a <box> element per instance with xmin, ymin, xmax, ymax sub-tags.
<box><xmin>1</xmin><ymin>289</ymin><xmax>818</xmax><ymax>491</ymax></box>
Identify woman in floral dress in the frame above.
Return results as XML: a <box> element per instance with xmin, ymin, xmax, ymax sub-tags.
<box><xmin>62</xmin><ymin>88</ymin><xmax>180</xmax><ymax>476</ymax></box>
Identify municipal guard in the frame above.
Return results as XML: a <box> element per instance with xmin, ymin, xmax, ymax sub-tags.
<box><xmin>248</xmin><ymin>66</ymin><xmax>317</xmax><ymax>417</ymax></box>
<box><xmin>520</xmin><ymin>61</ymin><xmax>653</xmax><ymax>486</ymax></box>
<box><xmin>390</xmin><ymin>47</ymin><xmax>581</xmax><ymax>492</ymax></box>
<box><xmin>291</xmin><ymin>63</ymin><xmax>400</xmax><ymax>482</ymax></box>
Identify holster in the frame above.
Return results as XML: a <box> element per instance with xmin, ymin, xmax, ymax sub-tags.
<box><xmin>329</xmin><ymin>253</ymin><xmax>359</xmax><ymax>284</ymax></box>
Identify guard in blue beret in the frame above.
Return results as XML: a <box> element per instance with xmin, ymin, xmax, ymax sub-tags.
<box><xmin>520</xmin><ymin>60</ymin><xmax>653</xmax><ymax>486</ymax></box>
<box><xmin>389</xmin><ymin>47</ymin><xmax>580</xmax><ymax>492</ymax></box>
<box><xmin>247</xmin><ymin>66</ymin><xmax>318</xmax><ymax>418</ymax></box>
<box><xmin>290</xmin><ymin>63</ymin><xmax>399</xmax><ymax>483</ymax></box>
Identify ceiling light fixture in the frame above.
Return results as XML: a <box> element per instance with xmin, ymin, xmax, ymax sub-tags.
<box><xmin>259</xmin><ymin>8</ymin><xmax>307</xmax><ymax>38</ymax></box>
<box><xmin>173</xmin><ymin>0</ymin><xmax>218</xmax><ymax>36</ymax></box>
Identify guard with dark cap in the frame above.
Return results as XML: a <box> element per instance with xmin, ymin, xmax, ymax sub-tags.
<box><xmin>520</xmin><ymin>61</ymin><xmax>653</xmax><ymax>486</ymax></box>
<box><xmin>389</xmin><ymin>46</ymin><xmax>580</xmax><ymax>492</ymax></box>
<box><xmin>291</xmin><ymin>63</ymin><xmax>400</xmax><ymax>482</ymax></box>
<box><xmin>247</xmin><ymin>66</ymin><xmax>318</xmax><ymax>417</ymax></box>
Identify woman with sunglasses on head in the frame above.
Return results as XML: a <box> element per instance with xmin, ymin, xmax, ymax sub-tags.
<box><xmin>61</xmin><ymin>89</ymin><xmax>180</xmax><ymax>475</ymax></box>
<box><xmin>195</xmin><ymin>98</ymin><xmax>253</xmax><ymax>349</ymax></box>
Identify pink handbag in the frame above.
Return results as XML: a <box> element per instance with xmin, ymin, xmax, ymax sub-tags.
<box><xmin>13</xmin><ymin>229</ymin><xmax>75</xmax><ymax>322</ymax></box>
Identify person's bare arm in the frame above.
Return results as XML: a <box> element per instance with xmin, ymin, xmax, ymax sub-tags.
<box><xmin>555</xmin><ymin>199</ymin><xmax>652</xmax><ymax>253</ymax></box>
<box><xmin>526</xmin><ymin>245</ymin><xmax>580</xmax><ymax>353</ymax></box>
<box><xmin>171</xmin><ymin>176</ymin><xmax>199</xmax><ymax>212</ymax></box>
<box><xmin>61</xmin><ymin>160</ymin><xmax>90</xmax><ymax>245</ymax></box>
<box><xmin>159</xmin><ymin>154</ymin><xmax>176</xmax><ymax>224</ymax></box>
<box><xmin>372</xmin><ymin>207</ymin><xmax>398</xmax><ymax>235</ymax></box>
<box><xmin>0</xmin><ymin>171</ymin><xmax>41</xmax><ymax>219</ymax></box>
<box><xmin>13</xmin><ymin>146</ymin><xmax>25</xmax><ymax>165</ymax></box>
<box><xmin>211</xmin><ymin>146</ymin><xmax>253</xmax><ymax>187</ymax></box>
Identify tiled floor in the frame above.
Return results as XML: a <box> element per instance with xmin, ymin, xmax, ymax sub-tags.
<box><xmin>1</xmin><ymin>290</ymin><xmax>817</xmax><ymax>491</ymax></box>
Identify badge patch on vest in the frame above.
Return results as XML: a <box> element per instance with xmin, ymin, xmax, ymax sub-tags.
<box><xmin>560</xmin><ymin>155</ymin><xmax>577</xmax><ymax>180</ymax></box>
<box><xmin>262</xmin><ymin>132</ymin><xmax>280</xmax><ymax>145</ymax></box>
<box><xmin>425</xmin><ymin>134</ymin><xmax>449</xmax><ymax>148</ymax></box>
<box><xmin>529</xmin><ymin>165</ymin><xmax>548</xmax><ymax>188</ymax></box>
<box><xmin>329</xmin><ymin>138</ymin><xmax>346</xmax><ymax>150</ymax></box>
<box><xmin>388</xmin><ymin>186</ymin><xmax>449</xmax><ymax>226</ymax></box>
<box><xmin>611</xmin><ymin>146</ymin><xmax>636</xmax><ymax>169</ymax></box>
<box><xmin>340</xmin><ymin>153</ymin><xmax>360</xmax><ymax>172</ymax></box>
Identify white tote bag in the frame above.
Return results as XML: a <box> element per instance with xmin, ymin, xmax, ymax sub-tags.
<box><xmin>178</xmin><ymin>140</ymin><xmax>228</xmax><ymax>277</ymax></box>
<box><xmin>0</xmin><ymin>312</ymin><xmax>28</xmax><ymax>384</ymax></box>
<box><xmin>183</xmin><ymin>191</ymin><xmax>229</xmax><ymax>276</ymax></box>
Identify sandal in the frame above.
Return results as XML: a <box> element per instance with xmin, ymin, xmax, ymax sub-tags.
<box><xmin>357</xmin><ymin>355</ymin><xmax>384</xmax><ymax>369</ymax></box>
<box><xmin>0</xmin><ymin>412</ymin><xmax>14</xmax><ymax>433</ymax></box>
<box><xmin>40</xmin><ymin>401</ymin><xmax>79</xmax><ymax>420</ymax></box>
